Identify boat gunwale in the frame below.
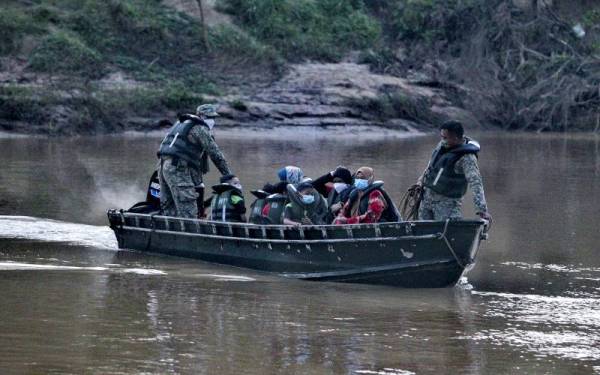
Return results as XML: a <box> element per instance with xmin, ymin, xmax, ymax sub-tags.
<box><xmin>108</xmin><ymin>209</ymin><xmax>485</xmax><ymax>232</ymax></box>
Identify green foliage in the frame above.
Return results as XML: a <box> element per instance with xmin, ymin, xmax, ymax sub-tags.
<box><xmin>358</xmin><ymin>48</ymin><xmax>402</xmax><ymax>75</ymax></box>
<box><xmin>218</xmin><ymin>0</ymin><xmax>381</xmax><ymax>62</ymax></box>
<box><xmin>61</xmin><ymin>0</ymin><xmax>201</xmax><ymax>70</ymax></box>
<box><xmin>84</xmin><ymin>84</ymin><xmax>205</xmax><ymax>122</ymax></box>
<box><xmin>0</xmin><ymin>7</ymin><xmax>40</xmax><ymax>55</ymax></box>
<box><xmin>230</xmin><ymin>99</ymin><xmax>248</xmax><ymax>111</ymax></box>
<box><xmin>364</xmin><ymin>0</ymin><xmax>479</xmax><ymax>45</ymax></box>
<box><xmin>582</xmin><ymin>9</ymin><xmax>600</xmax><ymax>28</ymax></box>
<box><xmin>0</xmin><ymin>85</ymin><xmax>52</xmax><ymax>124</ymax></box>
<box><xmin>209</xmin><ymin>25</ymin><xmax>284</xmax><ymax>69</ymax></box>
<box><xmin>28</xmin><ymin>30</ymin><xmax>105</xmax><ymax>78</ymax></box>
<box><xmin>0</xmin><ymin>82</ymin><xmax>206</xmax><ymax>133</ymax></box>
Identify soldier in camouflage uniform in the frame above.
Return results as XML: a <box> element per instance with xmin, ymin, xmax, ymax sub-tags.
<box><xmin>417</xmin><ymin>121</ymin><xmax>492</xmax><ymax>222</ymax></box>
<box><xmin>157</xmin><ymin>104</ymin><xmax>232</xmax><ymax>218</ymax></box>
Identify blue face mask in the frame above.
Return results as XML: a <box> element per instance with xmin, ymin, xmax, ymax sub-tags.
<box><xmin>301</xmin><ymin>194</ymin><xmax>315</xmax><ymax>204</ymax></box>
<box><xmin>354</xmin><ymin>178</ymin><xmax>369</xmax><ymax>190</ymax></box>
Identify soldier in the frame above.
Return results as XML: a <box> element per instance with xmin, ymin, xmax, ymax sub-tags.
<box><xmin>157</xmin><ymin>104</ymin><xmax>232</xmax><ymax>218</ymax></box>
<box><xmin>417</xmin><ymin>121</ymin><xmax>492</xmax><ymax>222</ymax></box>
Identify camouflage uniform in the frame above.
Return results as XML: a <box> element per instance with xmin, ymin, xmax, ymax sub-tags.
<box><xmin>418</xmin><ymin>143</ymin><xmax>488</xmax><ymax>220</ymax></box>
<box><xmin>159</xmin><ymin>118</ymin><xmax>231</xmax><ymax>218</ymax></box>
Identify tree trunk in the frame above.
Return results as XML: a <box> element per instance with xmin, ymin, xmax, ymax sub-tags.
<box><xmin>195</xmin><ymin>0</ymin><xmax>209</xmax><ymax>50</ymax></box>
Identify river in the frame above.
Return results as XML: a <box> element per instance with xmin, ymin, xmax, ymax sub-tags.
<box><xmin>0</xmin><ymin>130</ymin><xmax>599</xmax><ymax>374</ymax></box>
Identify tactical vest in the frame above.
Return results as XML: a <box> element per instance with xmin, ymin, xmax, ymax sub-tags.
<box><xmin>248</xmin><ymin>190</ymin><xmax>269</xmax><ymax>224</ymax></box>
<box><xmin>264</xmin><ymin>194</ymin><xmax>287</xmax><ymax>224</ymax></box>
<box><xmin>423</xmin><ymin>140</ymin><xmax>480</xmax><ymax>199</ymax></box>
<box><xmin>284</xmin><ymin>201</ymin><xmax>310</xmax><ymax>223</ymax></box>
<box><xmin>209</xmin><ymin>184</ymin><xmax>244</xmax><ymax>222</ymax></box>
<box><xmin>157</xmin><ymin>118</ymin><xmax>205</xmax><ymax>169</ymax></box>
<box><xmin>286</xmin><ymin>185</ymin><xmax>327</xmax><ymax>225</ymax></box>
<box><xmin>346</xmin><ymin>182</ymin><xmax>400</xmax><ymax>222</ymax></box>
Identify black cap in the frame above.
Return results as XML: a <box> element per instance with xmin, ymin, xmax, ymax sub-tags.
<box><xmin>332</xmin><ymin>167</ymin><xmax>352</xmax><ymax>184</ymax></box>
<box><xmin>261</xmin><ymin>183</ymin><xmax>277</xmax><ymax>194</ymax></box>
<box><xmin>297</xmin><ymin>181</ymin><xmax>313</xmax><ymax>192</ymax></box>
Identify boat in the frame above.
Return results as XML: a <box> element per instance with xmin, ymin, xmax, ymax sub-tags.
<box><xmin>107</xmin><ymin>209</ymin><xmax>488</xmax><ymax>288</ymax></box>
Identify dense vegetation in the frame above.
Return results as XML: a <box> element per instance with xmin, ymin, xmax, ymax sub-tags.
<box><xmin>1</xmin><ymin>0</ymin><xmax>599</xmax><ymax>133</ymax></box>
<box><xmin>0</xmin><ymin>0</ymin><xmax>277</xmax><ymax>133</ymax></box>
<box><xmin>360</xmin><ymin>0</ymin><xmax>600</xmax><ymax>131</ymax></box>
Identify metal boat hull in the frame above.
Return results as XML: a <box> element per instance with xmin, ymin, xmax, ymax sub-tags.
<box><xmin>107</xmin><ymin>210</ymin><xmax>486</xmax><ymax>288</ymax></box>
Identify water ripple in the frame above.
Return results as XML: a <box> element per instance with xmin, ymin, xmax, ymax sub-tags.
<box><xmin>470</xmin><ymin>290</ymin><xmax>600</xmax><ymax>362</ymax></box>
<box><xmin>0</xmin><ymin>261</ymin><xmax>165</xmax><ymax>276</ymax></box>
<box><xmin>0</xmin><ymin>215</ymin><xmax>117</xmax><ymax>250</ymax></box>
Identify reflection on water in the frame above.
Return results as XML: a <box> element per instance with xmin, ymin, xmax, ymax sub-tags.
<box><xmin>0</xmin><ymin>131</ymin><xmax>599</xmax><ymax>374</ymax></box>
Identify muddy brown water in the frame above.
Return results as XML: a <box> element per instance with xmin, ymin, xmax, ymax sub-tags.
<box><xmin>0</xmin><ymin>130</ymin><xmax>599</xmax><ymax>374</ymax></box>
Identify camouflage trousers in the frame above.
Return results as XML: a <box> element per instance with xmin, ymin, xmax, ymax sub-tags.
<box><xmin>418</xmin><ymin>188</ymin><xmax>462</xmax><ymax>220</ymax></box>
<box><xmin>158</xmin><ymin>157</ymin><xmax>202</xmax><ymax>218</ymax></box>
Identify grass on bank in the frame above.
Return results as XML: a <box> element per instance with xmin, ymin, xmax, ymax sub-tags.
<box><xmin>216</xmin><ymin>0</ymin><xmax>381</xmax><ymax>62</ymax></box>
<box><xmin>0</xmin><ymin>0</ymin><xmax>281</xmax><ymax>132</ymax></box>
<box><xmin>0</xmin><ymin>82</ymin><xmax>205</xmax><ymax>134</ymax></box>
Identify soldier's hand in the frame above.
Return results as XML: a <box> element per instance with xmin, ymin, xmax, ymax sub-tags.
<box><xmin>477</xmin><ymin>211</ymin><xmax>492</xmax><ymax>223</ymax></box>
<box><xmin>330</xmin><ymin>165</ymin><xmax>346</xmax><ymax>176</ymax></box>
<box><xmin>330</xmin><ymin>202</ymin><xmax>342</xmax><ymax>214</ymax></box>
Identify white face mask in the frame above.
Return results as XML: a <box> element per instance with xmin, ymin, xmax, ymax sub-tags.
<box><xmin>204</xmin><ymin>118</ymin><xmax>215</xmax><ymax>130</ymax></box>
<box><xmin>333</xmin><ymin>182</ymin><xmax>347</xmax><ymax>193</ymax></box>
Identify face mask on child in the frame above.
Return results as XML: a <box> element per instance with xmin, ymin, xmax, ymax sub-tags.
<box><xmin>353</xmin><ymin>179</ymin><xmax>369</xmax><ymax>190</ymax></box>
<box><xmin>302</xmin><ymin>194</ymin><xmax>315</xmax><ymax>204</ymax></box>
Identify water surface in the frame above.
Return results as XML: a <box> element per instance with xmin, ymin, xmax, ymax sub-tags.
<box><xmin>0</xmin><ymin>130</ymin><xmax>599</xmax><ymax>374</ymax></box>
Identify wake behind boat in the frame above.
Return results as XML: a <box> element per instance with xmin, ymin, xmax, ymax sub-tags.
<box><xmin>107</xmin><ymin>209</ymin><xmax>488</xmax><ymax>288</ymax></box>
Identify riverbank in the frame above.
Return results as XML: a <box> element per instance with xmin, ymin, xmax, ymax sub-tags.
<box><xmin>1</xmin><ymin>0</ymin><xmax>599</xmax><ymax>135</ymax></box>
<box><xmin>0</xmin><ymin>58</ymin><xmax>473</xmax><ymax>135</ymax></box>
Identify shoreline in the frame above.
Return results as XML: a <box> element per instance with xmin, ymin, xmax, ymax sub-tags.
<box><xmin>0</xmin><ymin>124</ymin><xmax>428</xmax><ymax>140</ymax></box>
<box><xmin>2</xmin><ymin>126</ymin><xmax>599</xmax><ymax>141</ymax></box>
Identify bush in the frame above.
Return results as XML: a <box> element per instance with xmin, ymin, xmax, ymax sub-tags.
<box><xmin>0</xmin><ymin>7</ymin><xmax>40</xmax><ymax>55</ymax></box>
<box><xmin>28</xmin><ymin>30</ymin><xmax>105</xmax><ymax>78</ymax></box>
<box><xmin>230</xmin><ymin>99</ymin><xmax>248</xmax><ymax>111</ymax></box>
<box><xmin>209</xmin><ymin>25</ymin><xmax>284</xmax><ymax>69</ymax></box>
<box><xmin>218</xmin><ymin>0</ymin><xmax>381</xmax><ymax>62</ymax></box>
<box><xmin>0</xmin><ymin>85</ymin><xmax>58</xmax><ymax>125</ymax></box>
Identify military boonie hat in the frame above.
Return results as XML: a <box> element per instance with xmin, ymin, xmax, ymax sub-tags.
<box><xmin>196</xmin><ymin>103</ymin><xmax>220</xmax><ymax>117</ymax></box>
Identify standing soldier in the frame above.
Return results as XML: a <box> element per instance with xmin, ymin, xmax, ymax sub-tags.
<box><xmin>157</xmin><ymin>104</ymin><xmax>232</xmax><ymax>218</ymax></box>
<box><xmin>417</xmin><ymin>121</ymin><xmax>492</xmax><ymax>222</ymax></box>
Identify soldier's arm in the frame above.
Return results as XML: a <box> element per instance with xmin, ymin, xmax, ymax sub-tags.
<box><xmin>190</xmin><ymin>125</ymin><xmax>232</xmax><ymax>175</ymax></box>
<box><xmin>457</xmin><ymin>154</ymin><xmax>488</xmax><ymax>213</ymax></box>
